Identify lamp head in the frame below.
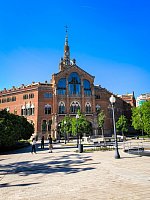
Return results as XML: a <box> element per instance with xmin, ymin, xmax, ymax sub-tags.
<box><xmin>96</xmin><ymin>104</ymin><xmax>100</xmax><ymax>111</ymax></box>
<box><xmin>109</xmin><ymin>95</ymin><xmax>116</xmax><ymax>104</ymax></box>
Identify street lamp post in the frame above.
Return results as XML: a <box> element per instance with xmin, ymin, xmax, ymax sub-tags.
<box><xmin>109</xmin><ymin>95</ymin><xmax>120</xmax><ymax>159</ymax></box>
<box><xmin>96</xmin><ymin>104</ymin><xmax>101</xmax><ymax>136</ymax></box>
<box><xmin>58</xmin><ymin>124</ymin><xmax>61</xmax><ymax>143</ymax></box>
<box><xmin>76</xmin><ymin>114</ymin><xmax>79</xmax><ymax>147</ymax></box>
<box><xmin>76</xmin><ymin>113</ymin><xmax>83</xmax><ymax>153</ymax></box>
<box><xmin>64</xmin><ymin>120</ymin><xmax>67</xmax><ymax>144</ymax></box>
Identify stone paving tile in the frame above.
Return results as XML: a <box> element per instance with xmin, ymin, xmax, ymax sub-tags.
<box><xmin>0</xmin><ymin>144</ymin><xmax>150</xmax><ymax>200</ymax></box>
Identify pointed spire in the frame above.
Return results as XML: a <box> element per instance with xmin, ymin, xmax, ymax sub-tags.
<box><xmin>64</xmin><ymin>25</ymin><xmax>70</xmax><ymax>65</ymax></box>
<box><xmin>59</xmin><ymin>26</ymin><xmax>71</xmax><ymax>71</ymax></box>
<box><xmin>65</xmin><ymin>25</ymin><xmax>68</xmax><ymax>46</ymax></box>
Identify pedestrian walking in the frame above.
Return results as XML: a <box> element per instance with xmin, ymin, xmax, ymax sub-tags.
<box><xmin>48</xmin><ymin>135</ymin><xmax>53</xmax><ymax>153</ymax></box>
<box><xmin>31</xmin><ymin>138</ymin><xmax>36</xmax><ymax>153</ymax></box>
<box><xmin>41</xmin><ymin>136</ymin><xmax>44</xmax><ymax>149</ymax></box>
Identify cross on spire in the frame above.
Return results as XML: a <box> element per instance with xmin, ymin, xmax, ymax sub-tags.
<box><xmin>64</xmin><ymin>25</ymin><xmax>68</xmax><ymax>33</ymax></box>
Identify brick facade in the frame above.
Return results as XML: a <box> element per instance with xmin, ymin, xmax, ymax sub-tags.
<box><xmin>0</xmin><ymin>34</ymin><xmax>132</xmax><ymax>138</ymax></box>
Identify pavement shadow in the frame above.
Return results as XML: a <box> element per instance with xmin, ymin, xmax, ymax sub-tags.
<box><xmin>0</xmin><ymin>153</ymin><xmax>96</xmax><ymax>179</ymax></box>
<box><xmin>0</xmin><ymin>182</ymin><xmax>39</xmax><ymax>188</ymax></box>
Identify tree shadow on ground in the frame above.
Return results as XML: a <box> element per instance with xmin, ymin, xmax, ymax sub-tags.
<box><xmin>0</xmin><ymin>153</ymin><xmax>97</xmax><ymax>181</ymax></box>
<box><xmin>0</xmin><ymin>154</ymin><xmax>98</xmax><ymax>188</ymax></box>
<box><xmin>0</xmin><ymin>182</ymin><xmax>39</xmax><ymax>188</ymax></box>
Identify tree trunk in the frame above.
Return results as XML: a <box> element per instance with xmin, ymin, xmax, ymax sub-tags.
<box><xmin>122</xmin><ymin>131</ymin><xmax>125</xmax><ymax>141</ymax></box>
<box><xmin>101</xmin><ymin>127</ymin><xmax>106</xmax><ymax>145</ymax></box>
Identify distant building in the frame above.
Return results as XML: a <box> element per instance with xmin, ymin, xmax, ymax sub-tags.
<box><xmin>0</xmin><ymin>32</ymin><xmax>132</xmax><ymax>138</ymax></box>
<box><xmin>117</xmin><ymin>92</ymin><xmax>136</xmax><ymax>107</ymax></box>
<box><xmin>136</xmin><ymin>93</ymin><xmax>150</xmax><ymax>107</ymax></box>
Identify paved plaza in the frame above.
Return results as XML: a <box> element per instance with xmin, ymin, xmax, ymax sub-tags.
<box><xmin>0</xmin><ymin>142</ymin><xmax>150</xmax><ymax>200</ymax></box>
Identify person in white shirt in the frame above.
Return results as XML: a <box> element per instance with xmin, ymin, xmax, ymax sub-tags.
<box><xmin>31</xmin><ymin>138</ymin><xmax>36</xmax><ymax>153</ymax></box>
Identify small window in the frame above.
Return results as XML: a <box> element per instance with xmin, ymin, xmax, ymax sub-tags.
<box><xmin>7</xmin><ymin>97</ymin><xmax>11</xmax><ymax>102</ymax></box>
<box><xmin>12</xmin><ymin>96</ymin><xmax>16</xmax><ymax>101</ymax></box>
<box><xmin>2</xmin><ymin>98</ymin><xmax>6</xmax><ymax>103</ymax></box>
<box><xmin>58</xmin><ymin>101</ymin><xmax>65</xmax><ymax>114</ymax></box>
<box><xmin>85</xmin><ymin>102</ymin><xmax>91</xmax><ymax>113</ymax></box>
<box><xmin>95</xmin><ymin>95</ymin><xmax>100</xmax><ymax>99</ymax></box>
<box><xmin>29</xmin><ymin>93</ymin><xmax>34</xmax><ymax>98</ymax></box>
<box><xmin>45</xmin><ymin>104</ymin><xmax>51</xmax><ymax>114</ymax></box>
<box><xmin>23</xmin><ymin>94</ymin><xmax>28</xmax><ymax>99</ymax></box>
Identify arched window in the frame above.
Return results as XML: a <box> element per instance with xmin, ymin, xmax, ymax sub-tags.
<box><xmin>45</xmin><ymin>104</ymin><xmax>51</xmax><ymax>114</ymax></box>
<box><xmin>85</xmin><ymin>102</ymin><xmax>91</xmax><ymax>113</ymax></box>
<box><xmin>70</xmin><ymin>101</ymin><xmax>80</xmax><ymax>113</ymax></box>
<box><xmin>68</xmin><ymin>72</ymin><xmax>81</xmax><ymax>95</ymax></box>
<box><xmin>57</xmin><ymin>78</ymin><xmax>66</xmax><ymax>95</ymax></box>
<box><xmin>26</xmin><ymin>103</ymin><xmax>31</xmax><ymax>115</ymax></box>
<box><xmin>83</xmin><ymin>79</ymin><xmax>91</xmax><ymax>96</ymax></box>
<box><xmin>21</xmin><ymin>104</ymin><xmax>34</xmax><ymax>116</ymax></box>
<box><xmin>31</xmin><ymin>104</ymin><xmax>35</xmax><ymax>115</ymax></box>
<box><xmin>58</xmin><ymin>101</ymin><xmax>65</xmax><ymax>114</ymax></box>
<box><xmin>21</xmin><ymin>105</ymin><xmax>25</xmax><ymax>115</ymax></box>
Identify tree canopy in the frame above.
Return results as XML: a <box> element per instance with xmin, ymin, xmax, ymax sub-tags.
<box><xmin>132</xmin><ymin>101</ymin><xmax>150</xmax><ymax>136</ymax></box>
<box><xmin>0</xmin><ymin>109</ymin><xmax>34</xmax><ymax>148</ymax></box>
<box><xmin>59</xmin><ymin>111</ymin><xmax>92</xmax><ymax>141</ymax></box>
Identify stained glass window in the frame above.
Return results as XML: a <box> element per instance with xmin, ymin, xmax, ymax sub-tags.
<box><xmin>68</xmin><ymin>72</ymin><xmax>81</xmax><ymax>95</ymax></box>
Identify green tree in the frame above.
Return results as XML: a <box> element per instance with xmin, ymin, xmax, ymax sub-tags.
<box><xmin>19</xmin><ymin>116</ymin><xmax>34</xmax><ymax>140</ymax></box>
<box><xmin>142</xmin><ymin>101</ymin><xmax>150</xmax><ymax>135</ymax></box>
<box><xmin>97</xmin><ymin>110</ymin><xmax>105</xmax><ymax>138</ymax></box>
<box><xmin>60</xmin><ymin>111</ymin><xmax>92</xmax><ymax>144</ymax></box>
<box><xmin>132</xmin><ymin>106</ymin><xmax>144</xmax><ymax>137</ymax></box>
<box><xmin>132</xmin><ymin>101</ymin><xmax>150</xmax><ymax>136</ymax></box>
<box><xmin>0</xmin><ymin>109</ymin><xmax>34</xmax><ymax>149</ymax></box>
<box><xmin>116</xmin><ymin>115</ymin><xmax>128</xmax><ymax>139</ymax></box>
<box><xmin>75</xmin><ymin>110</ymin><xmax>90</xmax><ymax>138</ymax></box>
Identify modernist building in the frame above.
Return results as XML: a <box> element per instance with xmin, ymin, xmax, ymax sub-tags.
<box><xmin>0</xmin><ymin>33</ymin><xmax>132</xmax><ymax>138</ymax></box>
<box><xmin>136</xmin><ymin>93</ymin><xmax>150</xmax><ymax>107</ymax></box>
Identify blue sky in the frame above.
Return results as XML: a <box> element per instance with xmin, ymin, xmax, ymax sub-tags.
<box><xmin>0</xmin><ymin>0</ymin><xmax>150</xmax><ymax>97</ymax></box>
